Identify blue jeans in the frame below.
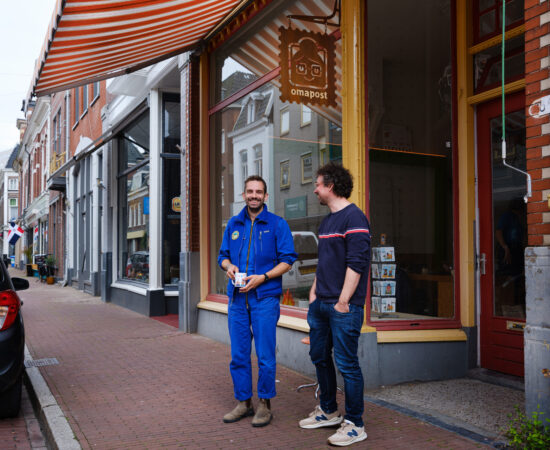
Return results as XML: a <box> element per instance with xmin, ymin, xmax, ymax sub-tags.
<box><xmin>228</xmin><ymin>292</ymin><xmax>280</xmax><ymax>401</ymax></box>
<box><xmin>307</xmin><ymin>299</ymin><xmax>364</xmax><ymax>427</ymax></box>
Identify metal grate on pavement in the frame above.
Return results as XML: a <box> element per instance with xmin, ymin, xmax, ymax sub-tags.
<box><xmin>24</xmin><ymin>358</ymin><xmax>59</xmax><ymax>368</ymax></box>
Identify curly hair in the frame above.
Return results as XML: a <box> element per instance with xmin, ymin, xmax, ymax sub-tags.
<box><xmin>316</xmin><ymin>162</ymin><xmax>353</xmax><ymax>199</ymax></box>
<box><xmin>244</xmin><ymin>175</ymin><xmax>267</xmax><ymax>194</ymax></box>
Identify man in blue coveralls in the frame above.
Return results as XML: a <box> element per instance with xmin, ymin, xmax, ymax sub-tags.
<box><xmin>218</xmin><ymin>175</ymin><xmax>296</xmax><ymax>427</ymax></box>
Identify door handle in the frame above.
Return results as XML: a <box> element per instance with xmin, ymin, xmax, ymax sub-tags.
<box><xmin>480</xmin><ymin>253</ymin><xmax>486</xmax><ymax>275</ymax></box>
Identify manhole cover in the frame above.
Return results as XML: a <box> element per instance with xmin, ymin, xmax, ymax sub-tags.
<box><xmin>24</xmin><ymin>358</ymin><xmax>59</xmax><ymax>368</ymax></box>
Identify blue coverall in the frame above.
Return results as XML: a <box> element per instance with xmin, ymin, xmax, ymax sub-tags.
<box><xmin>218</xmin><ymin>206</ymin><xmax>296</xmax><ymax>400</ymax></box>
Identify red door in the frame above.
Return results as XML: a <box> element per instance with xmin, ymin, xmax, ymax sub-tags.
<box><xmin>477</xmin><ymin>92</ymin><xmax>526</xmax><ymax>377</ymax></box>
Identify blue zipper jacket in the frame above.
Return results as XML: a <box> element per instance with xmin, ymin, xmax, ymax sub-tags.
<box><xmin>218</xmin><ymin>205</ymin><xmax>297</xmax><ymax>300</ymax></box>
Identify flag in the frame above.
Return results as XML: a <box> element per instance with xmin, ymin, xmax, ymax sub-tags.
<box><xmin>33</xmin><ymin>226</ymin><xmax>38</xmax><ymax>242</ymax></box>
<box><xmin>7</xmin><ymin>222</ymin><xmax>24</xmax><ymax>245</ymax></box>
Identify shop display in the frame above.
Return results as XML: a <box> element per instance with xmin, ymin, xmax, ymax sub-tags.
<box><xmin>371</xmin><ymin>244</ymin><xmax>396</xmax><ymax>313</ymax></box>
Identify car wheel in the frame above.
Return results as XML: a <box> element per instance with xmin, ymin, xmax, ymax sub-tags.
<box><xmin>0</xmin><ymin>376</ymin><xmax>22</xmax><ymax>418</ymax></box>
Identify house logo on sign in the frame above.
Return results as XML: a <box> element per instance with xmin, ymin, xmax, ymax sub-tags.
<box><xmin>279</xmin><ymin>27</ymin><xmax>336</xmax><ymax>107</ymax></box>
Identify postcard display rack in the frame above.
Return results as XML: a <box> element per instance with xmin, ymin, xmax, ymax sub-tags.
<box><xmin>371</xmin><ymin>247</ymin><xmax>396</xmax><ymax>313</ymax></box>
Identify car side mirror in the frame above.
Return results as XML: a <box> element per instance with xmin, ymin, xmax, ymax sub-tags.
<box><xmin>12</xmin><ymin>277</ymin><xmax>30</xmax><ymax>291</ymax></box>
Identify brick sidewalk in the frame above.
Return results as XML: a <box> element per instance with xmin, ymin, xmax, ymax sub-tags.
<box><xmin>17</xmin><ymin>272</ymin><xmax>487</xmax><ymax>449</ymax></box>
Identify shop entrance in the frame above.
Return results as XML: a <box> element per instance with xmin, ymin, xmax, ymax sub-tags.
<box><xmin>477</xmin><ymin>92</ymin><xmax>526</xmax><ymax>377</ymax></box>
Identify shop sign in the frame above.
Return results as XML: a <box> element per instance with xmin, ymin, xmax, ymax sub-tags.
<box><xmin>279</xmin><ymin>27</ymin><xmax>336</xmax><ymax>107</ymax></box>
<box><xmin>285</xmin><ymin>195</ymin><xmax>307</xmax><ymax>219</ymax></box>
<box><xmin>171</xmin><ymin>197</ymin><xmax>181</xmax><ymax>213</ymax></box>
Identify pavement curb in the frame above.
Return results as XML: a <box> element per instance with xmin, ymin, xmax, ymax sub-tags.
<box><xmin>364</xmin><ymin>395</ymin><xmax>508</xmax><ymax>448</ymax></box>
<box><xmin>23</xmin><ymin>346</ymin><xmax>81</xmax><ymax>450</ymax></box>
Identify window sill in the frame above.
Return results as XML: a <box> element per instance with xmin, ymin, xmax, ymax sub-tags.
<box><xmin>377</xmin><ymin>329</ymin><xmax>467</xmax><ymax>343</ymax></box>
<box><xmin>111</xmin><ymin>281</ymin><xmax>148</xmax><ymax>295</ymax></box>
<box><xmin>198</xmin><ymin>300</ymin><xmax>310</xmax><ymax>333</ymax></box>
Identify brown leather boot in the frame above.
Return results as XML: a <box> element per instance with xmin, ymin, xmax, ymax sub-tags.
<box><xmin>223</xmin><ymin>399</ymin><xmax>254</xmax><ymax>423</ymax></box>
<box><xmin>252</xmin><ymin>398</ymin><xmax>272</xmax><ymax>427</ymax></box>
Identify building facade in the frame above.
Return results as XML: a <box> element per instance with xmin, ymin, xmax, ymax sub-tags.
<box><xmin>24</xmin><ymin>0</ymin><xmax>550</xmax><ymax>399</ymax></box>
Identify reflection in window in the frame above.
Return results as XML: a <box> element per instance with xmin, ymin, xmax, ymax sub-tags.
<box><xmin>210</xmin><ymin>0</ymin><xmax>342</xmax><ymax>309</ymax></box>
<box><xmin>301</xmin><ymin>105</ymin><xmax>312</xmax><ymax>126</ymax></box>
<box><xmin>368</xmin><ymin>0</ymin><xmax>454</xmax><ymax>321</ymax></box>
<box><xmin>118</xmin><ymin>110</ymin><xmax>150</xmax><ymax>283</ymax></box>
<box><xmin>254</xmin><ymin>144</ymin><xmax>263</xmax><ymax>177</ymax></box>
<box><xmin>210</xmin><ymin>79</ymin><xmax>341</xmax><ymax>307</ymax></box>
<box><xmin>281</xmin><ymin>109</ymin><xmax>290</xmax><ymax>135</ymax></box>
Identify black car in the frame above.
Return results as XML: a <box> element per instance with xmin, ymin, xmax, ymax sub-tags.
<box><xmin>0</xmin><ymin>260</ymin><xmax>29</xmax><ymax>418</ymax></box>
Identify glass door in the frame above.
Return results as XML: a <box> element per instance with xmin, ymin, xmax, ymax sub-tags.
<box><xmin>477</xmin><ymin>92</ymin><xmax>526</xmax><ymax>377</ymax></box>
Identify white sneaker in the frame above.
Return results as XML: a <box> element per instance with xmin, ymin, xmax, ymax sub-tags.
<box><xmin>327</xmin><ymin>419</ymin><xmax>367</xmax><ymax>446</ymax></box>
<box><xmin>299</xmin><ymin>405</ymin><xmax>343</xmax><ymax>429</ymax></box>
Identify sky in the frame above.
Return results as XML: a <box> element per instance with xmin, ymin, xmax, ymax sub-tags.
<box><xmin>0</xmin><ymin>0</ymin><xmax>58</xmax><ymax>152</ymax></box>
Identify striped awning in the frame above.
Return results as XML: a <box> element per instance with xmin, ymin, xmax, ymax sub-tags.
<box><xmin>32</xmin><ymin>0</ymin><xmax>245</xmax><ymax>96</ymax></box>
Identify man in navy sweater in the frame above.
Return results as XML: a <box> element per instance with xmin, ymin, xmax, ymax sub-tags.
<box><xmin>299</xmin><ymin>163</ymin><xmax>371</xmax><ymax>447</ymax></box>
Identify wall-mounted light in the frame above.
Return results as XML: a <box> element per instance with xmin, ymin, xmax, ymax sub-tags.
<box><xmin>96</xmin><ymin>178</ymin><xmax>106</xmax><ymax>189</ymax></box>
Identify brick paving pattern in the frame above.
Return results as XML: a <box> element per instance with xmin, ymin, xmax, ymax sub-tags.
<box><xmin>16</xmin><ymin>271</ymin><xmax>488</xmax><ymax>449</ymax></box>
<box><xmin>0</xmin><ymin>384</ymin><xmax>48</xmax><ymax>449</ymax></box>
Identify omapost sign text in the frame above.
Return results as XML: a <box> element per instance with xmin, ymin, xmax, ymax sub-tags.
<box><xmin>279</xmin><ymin>27</ymin><xmax>336</xmax><ymax>107</ymax></box>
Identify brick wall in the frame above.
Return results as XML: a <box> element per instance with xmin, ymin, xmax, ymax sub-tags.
<box><xmin>69</xmin><ymin>82</ymin><xmax>107</xmax><ymax>157</ymax></box>
<box><xmin>525</xmin><ymin>0</ymin><xmax>550</xmax><ymax>246</ymax></box>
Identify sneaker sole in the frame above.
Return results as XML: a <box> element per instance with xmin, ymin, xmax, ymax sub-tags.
<box><xmin>328</xmin><ymin>431</ymin><xmax>367</xmax><ymax>446</ymax></box>
<box><xmin>223</xmin><ymin>409</ymin><xmax>254</xmax><ymax>423</ymax></box>
<box><xmin>299</xmin><ymin>416</ymin><xmax>343</xmax><ymax>429</ymax></box>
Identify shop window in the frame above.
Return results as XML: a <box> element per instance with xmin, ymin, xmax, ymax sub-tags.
<box><xmin>162</xmin><ymin>93</ymin><xmax>181</xmax><ymax>285</ymax></box>
<box><xmin>118</xmin><ymin>110</ymin><xmax>150</xmax><ymax>283</ymax></box>
<box><xmin>209</xmin><ymin>0</ymin><xmax>343</xmax><ymax>309</ymax></box>
<box><xmin>368</xmin><ymin>0</ymin><xmax>455</xmax><ymax>322</ymax></box>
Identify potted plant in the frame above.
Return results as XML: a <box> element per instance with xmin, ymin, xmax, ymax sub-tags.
<box><xmin>44</xmin><ymin>255</ymin><xmax>57</xmax><ymax>284</ymax></box>
<box><xmin>23</xmin><ymin>247</ymin><xmax>33</xmax><ymax>276</ymax></box>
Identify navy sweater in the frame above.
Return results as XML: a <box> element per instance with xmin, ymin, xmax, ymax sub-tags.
<box><xmin>315</xmin><ymin>203</ymin><xmax>371</xmax><ymax>306</ymax></box>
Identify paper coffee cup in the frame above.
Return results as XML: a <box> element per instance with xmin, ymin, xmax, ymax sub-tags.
<box><xmin>232</xmin><ymin>272</ymin><xmax>247</xmax><ymax>288</ymax></box>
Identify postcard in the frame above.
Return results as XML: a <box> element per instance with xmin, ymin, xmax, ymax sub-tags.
<box><xmin>379</xmin><ymin>247</ymin><xmax>395</xmax><ymax>262</ymax></box>
<box><xmin>380</xmin><ymin>280</ymin><xmax>396</xmax><ymax>296</ymax></box>
<box><xmin>381</xmin><ymin>264</ymin><xmax>396</xmax><ymax>279</ymax></box>
<box><xmin>381</xmin><ymin>297</ymin><xmax>396</xmax><ymax>313</ymax></box>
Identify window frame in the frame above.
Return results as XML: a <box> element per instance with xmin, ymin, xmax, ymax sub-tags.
<box><xmin>205</xmin><ymin>0</ymin><xmax>461</xmax><ymax>329</ymax></box>
<box><xmin>91</xmin><ymin>81</ymin><xmax>100</xmax><ymax>105</ymax></box>
<box><xmin>80</xmin><ymin>85</ymin><xmax>89</xmax><ymax>120</ymax></box>
<box><xmin>73</xmin><ymin>88</ymin><xmax>80</xmax><ymax>128</ymax></box>
<box><xmin>300</xmin><ymin>104</ymin><xmax>312</xmax><ymax>127</ymax></box>
<box><xmin>280</xmin><ymin>107</ymin><xmax>290</xmax><ymax>135</ymax></box>
<box><xmin>473</xmin><ymin>0</ymin><xmax>524</xmax><ymax>45</ymax></box>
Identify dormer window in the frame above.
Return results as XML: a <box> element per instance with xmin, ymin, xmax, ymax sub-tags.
<box><xmin>247</xmin><ymin>100</ymin><xmax>255</xmax><ymax>124</ymax></box>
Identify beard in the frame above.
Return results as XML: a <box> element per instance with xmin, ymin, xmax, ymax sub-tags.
<box><xmin>246</xmin><ymin>198</ymin><xmax>264</xmax><ymax>213</ymax></box>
